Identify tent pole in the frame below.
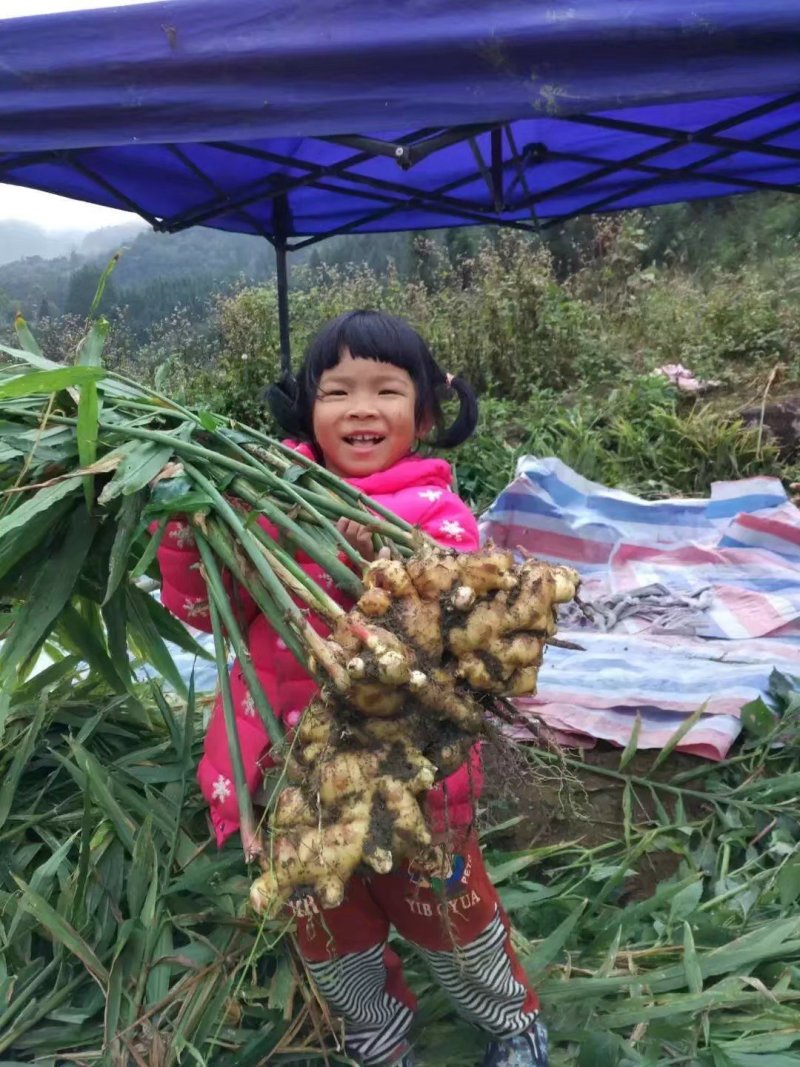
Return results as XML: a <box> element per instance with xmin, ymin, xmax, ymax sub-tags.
<box><xmin>272</xmin><ymin>193</ymin><xmax>293</xmax><ymax>375</ymax></box>
<box><xmin>276</xmin><ymin>238</ymin><xmax>291</xmax><ymax>376</ymax></box>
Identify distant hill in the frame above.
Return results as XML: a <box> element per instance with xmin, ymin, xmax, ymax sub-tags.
<box><xmin>0</xmin><ymin>219</ymin><xmax>147</xmax><ymax>267</ymax></box>
<box><xmin>0</xmin><ymin>220</ymin><xmax>86</xmax><ymax>266</ymax></box>
<box><xmin>78</xmin><ymin>222</ymin><xmax>148</xmax><ymax>258</ymax></box>
<box><xmin>0</xmin><ymin>216</ymin><xmax>439</xmax><ymax>337</ymax></box>
<box><xmin>0</xmin><ymin>224</ymin><xmax>276</xmax><ymax>332</ymax></box>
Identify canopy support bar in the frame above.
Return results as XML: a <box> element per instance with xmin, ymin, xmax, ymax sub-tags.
<box><xmin>205</xmin><ymin>137</ymin><xmax>497</xmax><ymax>217</ymax></box>
<box><xmin>491</xmin><ymin>127</ymin><xmax>504</xmax><ymax>211</ymax></box>
<box><xmin>511</xmin><ymin>93</ymin><xmax>800</xmax><ymax>220</ymax></box>
<box><xmin>66</xmin><ymin>155</ymin><xmax>160</xmax><ymax>228</ymax></box>
<box><xmin>326</xmin><ymin>123</ymin><xmax>499</xmax><ymax>168</ymax></box>
<box><xmin>170</xmin><ymin>126</ymin><xmax>445</xmax><ymax>232</ymax></box>
<box><xmin>537</xmin><ymin>108</ymin><xmax>800</xmax><ymax>227</ymax></box>
<box><xmin>568</xmin><ymin>91</ymin><xmax>800</xmax><ymax>164</ymax></box>
<box><xmin>273</xmin><ymin>195</ymin><xmax>292</xmax><ymax>375</ymax></box>
<box><xmin>166</xmin><ymin>144</ymin><xmax>274</xmax><ymax>240</ymax></box>
<box><xmin>275</xmin><ymin>240</ymin><xmax>291</xmax><ymax>376</ymax></box>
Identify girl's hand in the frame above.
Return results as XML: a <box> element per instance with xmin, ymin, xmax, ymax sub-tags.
<box><xmin>336</xmin><ymin>518</ymin><xmax>380</xmax><ymax>561</ymax></box>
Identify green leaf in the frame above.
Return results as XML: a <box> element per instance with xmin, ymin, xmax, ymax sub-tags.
<box><xmin>13</xmin><ymin>314</ymin><xmax>43</xmax><ymax>356</ymax></box>
<box><xmin>88</xmin><ymin>255</ymin><xmax>120</xmax><ymax>318</ymax></box>
<box><xmin>10</xmin><ymin>653</ymin><xmax>80</xmax><ymax>704</ymax></box>
<box><xmin>130</xmin><ymin>515</ymin><xmax>167</xmax><ymax>580</ymax></box>
<box><xmin>56</xmin><ymin>602</ymin><xmax>129</xmax><ymax>694</ymax></box>
<box><xmin>488</xmin><ymin>843</ymin><xmax>578</xmax><ymax>884</ymax></box>
<box><xmin>144</xmin><ymin>488</ymin><xmax>214</xmax><ymax>517</ymax></box>
<box><xmin>147</xmin><ymin>474</ymin><xmax>193</xmax><ymax>506</ymax></box>
<box><xmin>63</xmin><ymin>742</ymin><xmax>137</xmax><ymax>854</ymax></box>
<box><xmin>622</xmin><ymin>779</ymin><xmax>633</xmax><ymax>846</ymax></box>
<box><xmin>777</xmin><ymin>855</ymin><xmax>800</xmax><ymax>908</ymax></box>
<box><xmin>0</xmin><ymin>697</ymin><xmax>49</xmax><ymax>832</ymax></box>
<box><xmin>12</xmin><ymin>876</ymin><xmax>109</xmax><ymax>989</ymax></box>
<box><xmin>213</xmin><ymin>1020</ymin><xmax>288</xmax><ymax>1067</ymax></box>
<box><xmin>127</xmin><ymin>816</ymin><xmax>156</xmax><ymax>918</ymax></box>
<box><xmin>138</xmin><ymin>589</ymin><xmax>213</xmax><ymax>661</ymax></box>
<box><xmin>525</xmin><ymin>900</ymin><xmax>587</xmax><ymax>978</ymax></box>
<box><xmin>101</xmin><ymin>584</ymin><xmax>130</xmax><ymax>685</ymax></box>
<box><xmin>75</xmin><ymin>317</ymin><xmax>110</xmax><ymax>368</ymax></box>
<box><xmin>0</xmin><ymin>342</ymin><xmax>59</xmax><ymax>369</ymax></box>
<box><xmin>768</xmin><ymin>668</ymin><xmax>798</xmax><ymax>703</ymax></box>
<box><xmin>741</xmin><ymin>697</ymin><xmax>776</xmax><ymax>738</ymax></box>
<box><xmin>651</xmin><ymin>700</ymin><xmax>707</xmax><ymax>770</ymax></box>
<box><xmin>0</xmin><ymin>366</ymin><xmax>105</xmax><ymax>399</ymax></box>
<box><xmin>618</xmin><ymin>712</ymin><xmax>641</xmax><ymax>771</ymax></box>
<box><xmin>0</xmin><ymin>478</ymin><xmax>80</xmax><ymax>540</ymax></box>
<box><xmin>98</xmin><ymin>441</ymin><xmax>174</xmax><ymax>506</ymax></box>
<box><xmin>197</xmin><ymin>410</ymin><xmax>219</xmax><ymax>431</ymax></box>
<box><xmin>124</xmin><ymin>583</ymin><xmax>189</xmax><ymax>696</ymax></box>
<box><xmin>669</xmin><ymin>878</ymin><xmax>704</xmax><ymax>922</ymax></box>
<box><xmin>77</xmin><ymin>380</ymin><xmax>99</xmax><ymax>509</ymax></box>
<box><xmin>0</xmin><ymin>505</ymin><xmax>95</xmax><ymax>732</ymax></box>
<box><xmin>70</xmin><ymin>782</ymin><xmax>95</xmax><ymax>931</ymax></box>
<box><xmin>577</xmin><ymin>1033</ymin><xmax>623</xmax><ymax>1067</ymax></box>
<box><xmin>153</xmin><ymin>358</ymin><xmax>172</xmax><ymax>392</ymax></box>
<box><xmin>710</xmin><ymin>1055</ymin><xmax>800</xmax><ymax>1067</ymax></box>
<box><xmin>283</xmin><ymin>464</ymin><xmax>306</xmax><ymax>484</ymax></box>
<box><xmin>104</xmin><ymin>953</ymin><xmax>125</xmax><ymax>1060</ymax></box>
<box><xmin>683</xmin><ymin>920</ymin><xmax>703</xmax><ymax>994</ymax></box>
<box><xmin>145</xmin><ymin>921</ymin><xmax>173</xmax><ymax>1007</ymax></box>
<box><xmin>104</xmin><ymin>491</ymin><xmax>144</xmax><ymax>604</ymax></box>
<box><xmin>7</xmin><ymin>834</ymin><xmax>78</xmax><ymax>946</ymax></box>
<box><xmin>267</xmin><ymin>954</ymin><xmax>295</xmax><ymax>1011</ymax></box>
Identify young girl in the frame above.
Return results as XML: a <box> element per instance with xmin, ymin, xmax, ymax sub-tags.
<box><xmin>157</xmin><ymin>311</ymin><xmax>548</xmax><ymax>1067</ymax></box>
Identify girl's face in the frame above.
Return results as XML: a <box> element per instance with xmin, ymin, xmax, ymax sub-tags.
<box><xmin>312</xmin><ymin>348</ymin><xmax>418</xmax><ymax>477</ymax></box>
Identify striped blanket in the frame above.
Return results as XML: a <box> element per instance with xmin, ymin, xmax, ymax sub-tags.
<box><xmin>480</xmin><ymin>457</ymin><xmax>800</xmax><ymax>759</ymax></box>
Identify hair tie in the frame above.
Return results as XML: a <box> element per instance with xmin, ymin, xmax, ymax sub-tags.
<box><xmin>445</xmin><ymin>373</ymin><xmax>455</xmax><ymax>388</ymax></box>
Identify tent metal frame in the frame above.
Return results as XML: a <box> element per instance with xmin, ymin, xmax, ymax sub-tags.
<box><xmin>4</xmin><ymin>93</ymin><xmax>799</xmax><ymax>373</ymax></box>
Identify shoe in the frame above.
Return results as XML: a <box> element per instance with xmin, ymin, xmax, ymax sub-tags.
<box><xmin>481</xmin><ymin>1019</ymin><xmax>549</xmax><ymax>1067</ymax></box>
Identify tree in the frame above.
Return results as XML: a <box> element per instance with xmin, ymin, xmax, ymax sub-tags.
<box><xmin>65</xmin><ymin>264</ymin><xmax>117</xmax><ymax>317</ymax></box>
<box><xmin>0</xmin><ymin>287</ymin><xmax>12</xmax><ymax>327</ymax></box>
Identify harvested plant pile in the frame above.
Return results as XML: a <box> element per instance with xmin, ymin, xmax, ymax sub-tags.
<box><xmin>6</xmin><ymin>651</ymin><xmax>800</xmax><ymax>1067</ymax></box>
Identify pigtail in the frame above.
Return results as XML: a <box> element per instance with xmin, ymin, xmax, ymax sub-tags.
<box><xmin>431</xmin><ymin>374</ymin><xmax>479</xmax><ymax>448</ymax></box>
<box><xmin>265</xmin><ymin>309</ymin><xmax>478</xmax><ymax>456</ymax></box>
<box><xmin>264</xmin><ymin>372</ymin><xmax>310</xmax><ymax>440</ymax></box>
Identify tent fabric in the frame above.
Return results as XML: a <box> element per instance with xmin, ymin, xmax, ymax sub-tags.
<box><xmin>1</xmin><ymin>0</ymin><xmax>800</xmax><ymax>240</ymax></box>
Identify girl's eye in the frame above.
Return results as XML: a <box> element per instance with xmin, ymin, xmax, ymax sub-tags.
<box><xmin>319</xmin><ymin>389</ymin><xmax>347</xmax><ymax>398</ymax></box>
<box><xmin>379</xmin><ymin>389</ymin><xmax>402</xmax><ymax>396</ymax></box>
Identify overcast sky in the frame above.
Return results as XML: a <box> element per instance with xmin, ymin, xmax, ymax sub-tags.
<box><xmin>1</xmin><ymin>0</ymin><xmax>160</xmax><ymax>232</ymax></box>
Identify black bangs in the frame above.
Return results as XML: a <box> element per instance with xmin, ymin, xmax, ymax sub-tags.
<box><xmin>265</xmin><ymin>309</ymin><xmax>479</xmax><ymax>450</ymax></box>
<box><xmin>302</xmin><ymin>311</ymin><xmax>433</xmax><ymax>402</ymax></box>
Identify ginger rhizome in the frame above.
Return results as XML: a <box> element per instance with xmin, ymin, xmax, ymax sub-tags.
<box><xmin>250</xmin><ymin>544</ymin><xmax>579</xmax><ymax>915</ymax></box>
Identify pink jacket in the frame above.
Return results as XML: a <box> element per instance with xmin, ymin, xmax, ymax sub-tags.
<box><xmin>157</xmin><ymin>447</ymin><xmax>482</xmax><ymax>845</ymax></box>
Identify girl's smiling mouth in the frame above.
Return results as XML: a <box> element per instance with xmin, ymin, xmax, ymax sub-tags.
<box><xmin>343</xmin><ymin>433</ymin><xmax>386</xmax><ymax>447</ymax></box>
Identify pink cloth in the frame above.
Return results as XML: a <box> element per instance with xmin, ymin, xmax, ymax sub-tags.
<box><xmin>156</xmin><ymin>445</ymin><xmax>481</xmax><ymax>844</ymax></box>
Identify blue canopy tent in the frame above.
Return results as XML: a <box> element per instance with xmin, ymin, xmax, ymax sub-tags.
<box><xmin>2</xmin><ymin>0</ymin><xmax>800</xmax><ymax>367</ymax></box>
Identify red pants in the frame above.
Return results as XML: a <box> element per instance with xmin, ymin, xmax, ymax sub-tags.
<box><xmin>293</xmin><ymin>834</ymin><xmax>539</xmax><ymax>1066</ymax></box>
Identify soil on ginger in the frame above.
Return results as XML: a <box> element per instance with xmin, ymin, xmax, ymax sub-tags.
<box><xmin>480</xmin><ymin>738</ymin><xmax>710</xmax><ymax>901</ymax></box>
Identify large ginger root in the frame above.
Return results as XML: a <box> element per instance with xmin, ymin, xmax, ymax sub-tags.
<box><xmin>251</xmin><ymin>543</ymin><xmax>579</xmax><ymax>916</ymax></box>
<box><xmin>250</xmin><ymin>744</ymin><xmax>435</xmax><ymax>912</ymax></box>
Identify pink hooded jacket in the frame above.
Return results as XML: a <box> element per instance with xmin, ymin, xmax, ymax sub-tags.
<box><xmin>157</xmin><ymin>448</ymin><xmax>482</xmax><ymax>845</ymax></box>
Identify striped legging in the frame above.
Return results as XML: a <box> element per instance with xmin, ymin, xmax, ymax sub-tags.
<box><xmin>295</xmin><ymin>835</ymin><xmax>540</xmax><ymax>1065</ymax></box>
